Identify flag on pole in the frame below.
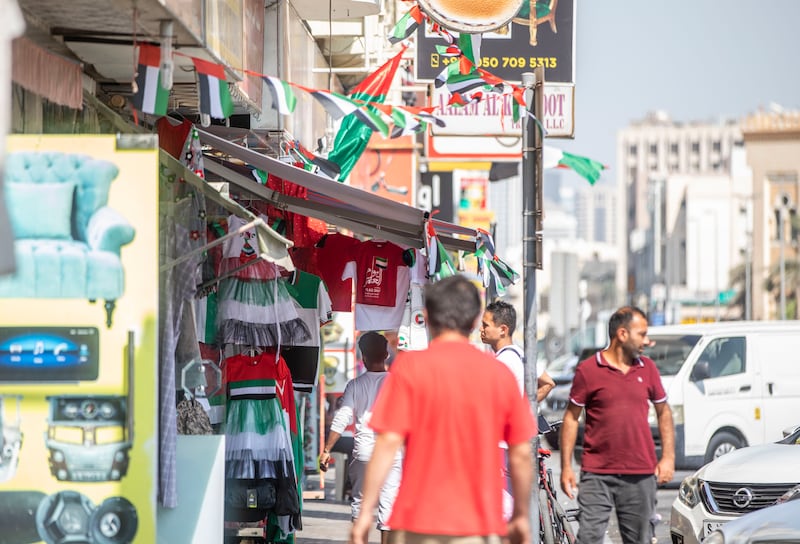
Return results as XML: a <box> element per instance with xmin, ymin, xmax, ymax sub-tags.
<box><xmin>263</xmin><ymin>75</ymin><xmax>297</xmax><ymax>115</ymax></box>
<box><xmin>327</xmin><ymin>47</ymin><xmax>406</xmax><ymax>181</ymax></box>
<box><xmin>132</xmin><ymin>44</ymin><xmax>169</xmax><ymax>116</ymax></box>
<box><xmin>192</xmin><ymin>57</ymin><xmax>234</xmax><ymax>120</ymax></box>
<box><xmin>543</xmin><ymin>146</ymin><xmax>607</xmax><ymax>185</ymax></box>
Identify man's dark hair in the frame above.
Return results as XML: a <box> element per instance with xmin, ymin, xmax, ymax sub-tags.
<box><xmin>358</xmin><ymin>331</ymin><xmax>388</xmax><ymax>363</ymax></box>
<box><xmin>485</xmin><ymin>300</ymin><xmax>516</xmax><ymax>336</ymax></box>
<box><xmin>424</xmin><ymin>275</ymin><xmax>481</xmax><ymax>337</ymax></box>
<box><xmin>608</xmin><ymin>306</ymin><xmax>648</xmax><ymax>340</ymax></box>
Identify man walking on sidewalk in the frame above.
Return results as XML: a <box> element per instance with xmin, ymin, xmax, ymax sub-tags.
<box><xmin>350</xmin><ymin>275</ymin><xmax>536</xmax><ymax>544</ymax></box>
<box><xmin>319</xmin><ymin>331</ymin><xmax>401</xmax><ymax>544</ymax></box>
<box><xmin>560</xmin><ymin>306</ymin><xmax>675</xmax><ymax>544</ymax></box>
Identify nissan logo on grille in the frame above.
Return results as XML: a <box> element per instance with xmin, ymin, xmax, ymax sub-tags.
<box><xmin>732</xmin><ymin>487</ymin><xmax>754</xmax><ymax>508</ymax></box>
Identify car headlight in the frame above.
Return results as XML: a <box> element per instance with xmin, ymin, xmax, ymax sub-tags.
<box><xmin>678</xmin><ymin>475</ymin><xmax>701</xmax><ymax>508</ymax></box>
<box><xmin>704</xmin><ymin>530</ymin><xmax>724</xmax><ymax>544</ymax></box>
<box><xmin>777</xmin><ymin>483</ymin><xmax>800</xmax><ymax>504</ymax></box>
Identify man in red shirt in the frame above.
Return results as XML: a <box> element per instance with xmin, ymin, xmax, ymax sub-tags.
<box><xmin>560</xmin><ymin>306</ymin><xmax>675</xmax><ymax>544</ymax></box>
<box><xmin>350</xmin><ymin>275</ymin><xmax>536</xmax><ymax>544</ymax></box>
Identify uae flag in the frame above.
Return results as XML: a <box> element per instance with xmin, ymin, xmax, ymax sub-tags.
<box><xmin>388</xmin><ymin>4</ymin><xmax>425</xmax><ymax>44</ymax></box>
<box><xmin>263</xmin><ymin>75</ymin><xmax>296</xmax><ymax>115</ymax></box>
<box><xmin>192</xmin><ymin>57</ymin><xmax>234</xmax><ymax>120</ymax></box>
<box><xmin>132</xmin><ymin>44</ymin><xmax>169</xmax><ymax>116</ymax></box>
<box><xmin>327</xmin><ymin>47</ymin><xmax>406</xmax><ymax>181</ymax></box>
<box><xmin>544</xmin><ymin>146</ymin><xmax>607</xmax><ymax>186</ymax></box>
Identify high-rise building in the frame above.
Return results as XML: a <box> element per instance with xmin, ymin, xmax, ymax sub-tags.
<box><xmin>616</xmin><ymin>111</ymin><xmax>743</xmax><ymax>315</ymax></box>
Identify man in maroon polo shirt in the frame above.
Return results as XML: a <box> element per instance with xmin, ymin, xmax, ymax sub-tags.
<box><xmin>560</xmin><ymin>306</ymin><xmax>675</xmax><ymax>544</ymax></box>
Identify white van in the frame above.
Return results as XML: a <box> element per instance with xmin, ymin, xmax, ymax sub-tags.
<box><xmin>644</xmin><ymin>321</ymin><xmax>800</xmax><ymax>470</ymax></box>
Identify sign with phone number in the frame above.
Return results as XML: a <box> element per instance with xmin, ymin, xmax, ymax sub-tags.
<box><xmin>414</xmin><ymin>0</ymin><xmax>575</xmax><ymax>84</ymax></box>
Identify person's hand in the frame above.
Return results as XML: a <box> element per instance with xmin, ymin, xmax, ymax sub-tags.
<box><xmin>655</xmin><ymin>457</ymin><xmax>674</xmax><ymax>485</ymax></box>
<box><xmin>506</xmin><ymin>514</ymin><xmax>531</xmax><ymax>544</ymax></box>
<box><xmin>319</xmin><ymin>451</ymin><xmax>331</xmax><ymax>472</ymax></box>
<box><xmin>349</xmin><ymin>513</ymin><xmax>373</xmax><ymax>544</ymax></box>
<box><xmin>560</xmin><ymin>466</ymin><xmax>578</xmax><ymax>499</ymax></box>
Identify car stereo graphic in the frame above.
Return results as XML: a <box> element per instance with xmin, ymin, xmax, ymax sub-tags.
<box><xmin>0</xmin><ymin>327</ymin><xmax>99</xmax><ymax>381</ymax></box>
<box><xmin>45</xmin><ymin>395</ymin><xmax>131</xmax><ymax>482</ymax></box>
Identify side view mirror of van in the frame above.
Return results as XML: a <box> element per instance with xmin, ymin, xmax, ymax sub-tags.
<box><xmin>782</xmin><ymin>425</ymin><xmax>800</xmax><ymax>439</ymax></box>
<box><xmin>690</xmin><ymin>360</ymin><xmax>711</xmax><ymax>382</ymax></box>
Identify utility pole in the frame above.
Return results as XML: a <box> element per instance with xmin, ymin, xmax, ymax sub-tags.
<box><xmin>522</xmin><ymin>66</ymin><xmax>544</xmax><ymax>543</ymax></box>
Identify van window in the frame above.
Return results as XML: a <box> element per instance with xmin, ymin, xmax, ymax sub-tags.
<box><xmin>699</xmin><ymin>337</ymin><xmax>746</xmax><ymax>378</ymax></box>
<box><xmin>645</xmin><ymin>335</ymin><xmax>701</xmax><ymax>376</ymax></box>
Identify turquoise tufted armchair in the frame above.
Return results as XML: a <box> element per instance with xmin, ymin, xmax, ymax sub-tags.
<box><xmin>0</xmin><ymin>152</ymin><xmax>136</xmax><ymax>327</ymax></box>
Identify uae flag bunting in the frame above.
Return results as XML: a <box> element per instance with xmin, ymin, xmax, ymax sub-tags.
<box><xmin>457</xmin><ymin>33</ymin><xmax>482</xmax><ymax>73</ymax></box>
<box><xmin>388</xmin><ymin>4</ymin><xmax>425</xmax><ymax>44</ymax></box>
<box><xmin>192</xmin><ymin>56</ymin><xmax>234</xmax><ymax>120</ymax></box>
<box><xmin>543</xmin><ymin>146</ymin><xmax>607</xmax><ymax>185</ymax></box>
<box><xmin>405</xmin><ymin>106</ymin><xmax>446</xmax><ymax>128</ymax></box>
<box><xmin>132</xmin><ymin>44</ymin><xmax>169</xmax><ymax>116</ymax></box>
<box><xmin>473</xmin><ymin>230</ymin><xmax>519</xmax><ymax>296</ymax></box>
<box><xmin>288</xmin><ymin>140</ymin><xmax>342</xmax><ymax>179</ymax></box>
<box><xmin>263</xmin><ymin>75</ymin><xmax>296</xmax><ymax>115</ymax></box>
<box><xmin>426</xmin><ymin>222</ymin><xmax>457</xmax><ymax>280</ymax></box>
<box><xmin>388</xmin><ymin>107</ymin><xmax>423</xmax><ymax>138</ymax></box>
<box><xmin>327</xmin><ymin>46</ymin><xmax>406</xmax><ymax>181</ymax></box>
<box><xmin>299</xmin><ymin>86</ymin><xmax>389</xmax><ymax>136</ymax></box>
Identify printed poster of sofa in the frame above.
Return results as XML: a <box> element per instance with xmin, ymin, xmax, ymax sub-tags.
<box><xmin>0</xmin><ymin>151</ymin><xmax>135</xmax><ymax>327</ymax></box>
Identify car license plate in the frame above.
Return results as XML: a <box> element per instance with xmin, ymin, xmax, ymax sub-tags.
<box><xmin>703</xmin><ymin>520</ymin><xmax>725</xmax><ymax>537</ymax></box>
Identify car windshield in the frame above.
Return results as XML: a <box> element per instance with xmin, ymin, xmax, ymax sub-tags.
<box><xmin>644</xmin><ymin>334</ymin><xmax>701</xmax><ymax>376</ymax></box>
<box><xmin>547</xmin><ymin>353</ymin><xmax>578</xmax><ymax>374</ymax></box>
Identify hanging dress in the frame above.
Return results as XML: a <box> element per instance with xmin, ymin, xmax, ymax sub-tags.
<box><xmin>216</xmin><ymin>214</ymin><xmax>310</xmax><ymax>347</ymax></box>
<box><xmin>223</xmin><ymin>351</ymin><xmax>301</xmax><ymax>533</ymax></box>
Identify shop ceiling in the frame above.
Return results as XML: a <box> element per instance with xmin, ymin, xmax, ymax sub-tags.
<box><xmin>197</xmin><ymin>127</ymin><xmax>478</xmax><ymax>254</ymax></box>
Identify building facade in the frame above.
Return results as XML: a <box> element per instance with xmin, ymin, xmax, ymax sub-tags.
<box><xmin>742</xmin><ymin>110</ymin><xmax>800</xmax><ymax>320</ymax></box>
<box><xmin>616</xmin><ymin>111</ymin><xmax>744</xmax><ymax>321</ymax></box>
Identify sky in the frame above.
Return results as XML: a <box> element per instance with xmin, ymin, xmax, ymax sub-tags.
<box><xmin>557</xmin><ymin>0</ymin><xmax>800</xmax><ymax>186</ymax></box>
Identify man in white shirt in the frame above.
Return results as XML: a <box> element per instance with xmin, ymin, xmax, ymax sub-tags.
<box><xmin>481</xmin><ymin>299</ymin><xmax>556</xmax><ymax>520</ymax></box>
<box><xmin>319</xmin><ymin>332</ymin><xmax>401</xmax><ymax>544</ymax></box>
<box><xmin>481</xmin><ymin>300</ymin><xmax>555</xmax><ymax>400</ymax></box>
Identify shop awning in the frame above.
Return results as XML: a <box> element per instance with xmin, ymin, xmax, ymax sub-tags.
<box><xmin>159</xmin><ymin>150</ymin><xmax>295</xmax><ymax>273</ymax></box>
<box><xmin>195</xmin><ymin>128</ymin><xmax>477</xmax><ymax>253</ymax></box>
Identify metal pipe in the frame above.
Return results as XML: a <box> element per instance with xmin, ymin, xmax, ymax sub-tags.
<box><xmin>521</xmin><ymin>68</ymin><xmax>541</xmax><ymax>543</ymax></box>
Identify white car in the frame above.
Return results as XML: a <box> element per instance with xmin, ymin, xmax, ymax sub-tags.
<box><xmin>670</xmin><ymin>426</ymin><xmax>800</xmax><ymax>544</ymax></box>
<box><xmin>703</xmin><ymin>495</ymin><xmax>800</xmax><ymax>544</ymax></box>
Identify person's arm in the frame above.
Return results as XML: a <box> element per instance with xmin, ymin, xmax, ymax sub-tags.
<box><xmin>349</xmin><ymin>431</ymin><xmax>404</xmax><ymax>544</ymax></box>
<box><xmin>536</xmin><ymin>370</ymin><xmax>556</xmax><ymax>402</ymax></box>
<box><xmin>319</xmin><ymin>390</ymin><xmax>354</xmax><ymax>471</ymax></box>
<box><xmin>654</xmin><ymin>401</ymin><xmax>675</xmax><ymax>485</ymax></box>
<box><xmin>559</xmin><ymin>403</ymin><xmax>582</xmax><ymax>499</ymax></box>
<box><xmin>506</xmin><ymin>440</ymin><xmax>533</xmax><ymax>544</ymax></box>
<box><xmin>318</xmin><ymin>429</ymin><xmax>341</xmax><ymax>472</ymax></box>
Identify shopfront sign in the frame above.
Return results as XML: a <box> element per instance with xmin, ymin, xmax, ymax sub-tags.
<box><xmin>0</xmin><ymin>135</ymin><xmax>158</xmax><ymax>543</ymax></box>
<box><xmin>417</xmin><ymin>170</ymin><xmax>455</xmax><ymax>224</ymax></box>
<box><xmin>431</xmin><ymin>82</ymin><xmax>574</xmax><ymax>138</ymax></box>
<box><xmin>415</xmin><ymin>0</ymin><xmax>575</xmax><ymax>84</ymax></box>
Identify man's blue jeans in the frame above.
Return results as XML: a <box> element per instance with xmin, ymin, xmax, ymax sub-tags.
<box><xmin>576</xmin><ymin>472</ymin><xmax>657</xmax><ymax>544</ymax></box>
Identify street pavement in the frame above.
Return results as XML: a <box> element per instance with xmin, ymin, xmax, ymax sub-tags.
<box><xmin>297</xmin><ymin>453</ymin><xmax>690</xmax><ymax>544</ymax></box>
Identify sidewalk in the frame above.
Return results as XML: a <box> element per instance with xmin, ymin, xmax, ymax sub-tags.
<box><xmin>298</xmin><ymin>465</ymin><xmax>382</xmax><ymax>544</ymax></box>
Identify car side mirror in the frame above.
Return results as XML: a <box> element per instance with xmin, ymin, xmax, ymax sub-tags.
<box><xmin>691</xmin><ymin>360</ymin><xmax>711</xmax><ymax>382</ymax></box>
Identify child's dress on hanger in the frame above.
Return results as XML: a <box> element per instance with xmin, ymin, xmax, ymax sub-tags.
<box><xmin>216</xmin><ymin>214</ymin><xmax>310</xmax><ymax>347</ymax></box>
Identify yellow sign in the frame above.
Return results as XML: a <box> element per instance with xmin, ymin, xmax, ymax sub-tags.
<box><xmin>0</xmin><ymin>135</ymin><xmax>158</xmax><ymax>543</ymax></box>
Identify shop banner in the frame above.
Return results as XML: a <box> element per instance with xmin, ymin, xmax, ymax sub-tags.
<box><xmin>415</xmin><ymin>0</ymin><xmax>576</xmax><ymax>84</ymax></box>
<box><xmin>0</xmin><ymin>135</ymin><xmax>158</xmax><ymax>544</ymax></box>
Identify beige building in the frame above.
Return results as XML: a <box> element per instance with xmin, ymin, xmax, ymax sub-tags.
<box><xmin>742</xmin><ymin>110</ymin><xmax>800</xmax><ymax>320</ymax></box>
<box><xmin>616</xmin><ymin>111</ymin><xmax>743</xmax><ymax>319</ymax></box>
